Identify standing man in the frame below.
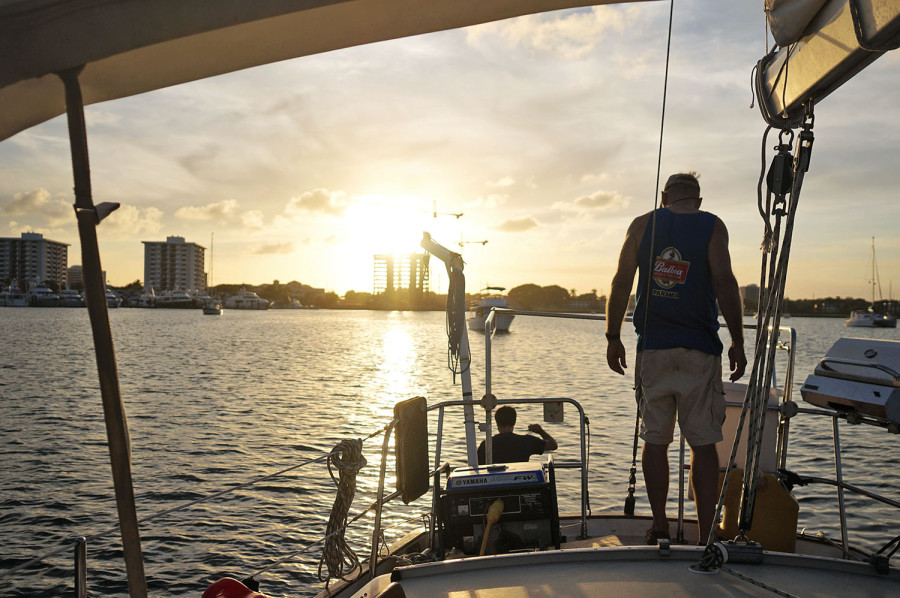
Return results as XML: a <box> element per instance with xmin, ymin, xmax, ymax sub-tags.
<box><xmin>605</xmin><ymin>171</ymin><xmax>746</xmax><ymax>545</ymax></box>
<box><xmin>477</xmin><ymin>406</ymin><xmax>558</xmax><ymax>465</ymax></box>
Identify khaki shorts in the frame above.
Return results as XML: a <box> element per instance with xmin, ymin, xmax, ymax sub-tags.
<box><xmin>634</xmin><ymin>348</ymin><xmax>725</xmax><ymax>447</ymax></box>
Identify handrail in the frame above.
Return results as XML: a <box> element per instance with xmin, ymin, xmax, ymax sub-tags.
<box><xmin>816</xmin><ymin>357</ymin><xmax>900</xmax><ymax>386</ymax></box>
<box><xmin>785</xmin><ymin>405</ymin><xmax>900</xmax><ymax>557</ymax></box>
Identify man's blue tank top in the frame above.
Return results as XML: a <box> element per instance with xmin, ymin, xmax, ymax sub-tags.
<box><xmin>633</xmin><ymin>208</ymin><xmax>722</xmax><ymax>355</ymax></box>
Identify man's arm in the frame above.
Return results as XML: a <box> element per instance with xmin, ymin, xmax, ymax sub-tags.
<box><xmin>528</xmin><ymin>424</ymin><xmax>558</xmax><ymax>452</ymax></box>
<box><xmin>708</xmin><ymin>217</ymin><xmax>747</xmax><ymax>381</ymax></box>
<box><xmin>606</xmin><ymin>215</ymin><xmax>646</xmax><ymax>374</ymax></box>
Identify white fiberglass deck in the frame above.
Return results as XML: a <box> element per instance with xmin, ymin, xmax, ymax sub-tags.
<box><xmin>353</xmin><ymin>546</ymin><xmax>899</xmax><ymax>598</ymax></box>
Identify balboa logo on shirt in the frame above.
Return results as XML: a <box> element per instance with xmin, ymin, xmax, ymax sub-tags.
<box><xmin>653</xmin><ymin>247</ymin><xmax>690</xmax><ymax>290</ymax></box>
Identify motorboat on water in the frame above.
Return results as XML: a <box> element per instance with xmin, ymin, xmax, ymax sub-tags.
<box><xmin>134</xmin><ymin>289</ymin><xmax>157</xmax><ymax>308</ymax></box>
<box><xmin>153</xmin><ymin>290</ymin><xmax>196</xmax><ymax>309</ymax></box>
<box><xmin>468</xmin><ymin>288</ymin><xmax>515</xmax><ymax>333</ymax></box>
<box><xmin>202</xmin><ymin>301</ymin><xmax>223</xmax><ymax>315</ymax></box>
<box><xmin>28</xmin><ymin>286</ymin><xmax>60</xmax><ymax>307</ymax></box>
<box><xmin>224</xmin><ymin>289</ymin><xmax>270</xmax><ymax>310</ymax></box>
<box><xmin>845</xmin><ymin>310</ymin><xmax>897</xmax><ymax>328</ymax></box>
<box><xmin>1</xmin><ymin>1</ymin><xmax>900</xmax><ymax>597</ymax></box>
<box><xmin>105</xmin><ymin>289</ymin><xmax>122</xmax><ymax>308</ymax></box>
<box><xmin>58</xmin><ymin>288</ymin><xmax>86</xmax><ymax>307</ymax></box>
<box><xmin>1</xmin><ymin>287</ymin><xmax>28</xmax><ymax>307</ymax></box>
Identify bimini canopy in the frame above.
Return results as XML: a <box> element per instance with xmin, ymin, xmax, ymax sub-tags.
<box><xmin>757</xmin><ymin>0</ymin><xmax>900</xmax><ymax>126</ymax></box>
<box><xmin>0</xmin><ymin>0</ymin><xmax>653</xmax><ymax>142</ymax></box>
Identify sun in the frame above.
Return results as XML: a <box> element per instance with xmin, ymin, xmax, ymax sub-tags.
<box><xmin>334</xmin><ymin>194</ymin><xmax>459</xmax><ymax>293</ymax></box>
<box><xmin>344</xmin><ymin>195</ymin><xmax>432</xmax><ymax>256</ymax></box>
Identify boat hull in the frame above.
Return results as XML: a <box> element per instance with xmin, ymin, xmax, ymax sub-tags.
<box><xmin>468</xmin><ymin>313</ymin><xmax>515</xmax><ymax>332</ymax></box>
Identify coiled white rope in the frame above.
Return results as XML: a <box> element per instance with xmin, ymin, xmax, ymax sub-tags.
<box><xmin>317</xmin><ymin>438</ymin><xmax>367</xmax><ymax>582</ymax></box>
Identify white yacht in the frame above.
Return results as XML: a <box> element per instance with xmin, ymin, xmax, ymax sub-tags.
<box><xmin>153</xmin><ymin>290</ymin><xmax>196</xmax><ymax>309</ymax></box>
<box><xmin>468</xmin><ymin>288</ymin><xmax>515</xmax><ymax>333</ymax></box>
<box><xmin>224</xmin><ymin>289</ymin><xmax>270</xmax><ymax>310</ymax></box>
<box><xmin>28</xmin><ymin>286</ymin><xmax>60</xmax><ymax>307</ymax></box>
<box><xmin>2</xmin><ymin>287</ymin><xmax>28</xmax><ymax>307</ymax></box>
<box><xmin>105</xmin><ymin>289</ymin><xmax>121</xmax><ymax>308</ymax></box>
<box><xmin>845</xmin><ymin>310</ymin><xmax>897</xmax><ymax>328</ymax></box>
<box><xmin>58</xmin><ymin>289</ymin><xmax>85</xmax><ymax>307</ymax></box>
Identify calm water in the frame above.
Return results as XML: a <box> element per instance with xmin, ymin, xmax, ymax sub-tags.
<box><xmin>1</xmin><ymin>308</ymin><xmax>898</xmax><ymax>596</ymax></box>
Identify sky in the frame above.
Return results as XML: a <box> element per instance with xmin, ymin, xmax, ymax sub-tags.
<box><xmin>1</xmin><ymin>1</ymin><xmax>899</xmax><ymax>300</ymax></box>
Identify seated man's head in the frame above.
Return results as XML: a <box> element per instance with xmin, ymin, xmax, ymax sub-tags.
<box><xmin>495</xmin><ymin>406</ymin><xmax>517</xmax><ymax>430</ymax></box>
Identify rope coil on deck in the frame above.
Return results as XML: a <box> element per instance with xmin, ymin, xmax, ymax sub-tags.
<box><xmin>317</xmin><ymin>438</ymin><xmax>367</xmax><ymax>582</ymax></box>
<box><xmin>445</xmin><ymin>264</ymin><xmax>468</xmax><ymax>381</ymax></box>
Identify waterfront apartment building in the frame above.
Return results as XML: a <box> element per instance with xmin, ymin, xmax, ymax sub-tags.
<box><xmin>68</xmin><ymin>265</ymin><xmax>83</xmax><ymax>287</ymax></box>
<box><xmin>66</xmin><ymin>265</ymin><xmax>108</xmax><ymax>289</ymax></box>
<box><xmin>0</xmin><ymin>232</ymin><xmax>68</xmax><ymax>288</ymax></box>
<box><xmin>142</xmin><ymin>236</ymin><xmax>206</xmax><ymax>292</ymax></box>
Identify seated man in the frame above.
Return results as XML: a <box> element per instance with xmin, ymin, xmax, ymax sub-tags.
<box><xmin>477</xmin><ymin>406</ymin><xmax>558</xmax><ymax>465</ymax></box>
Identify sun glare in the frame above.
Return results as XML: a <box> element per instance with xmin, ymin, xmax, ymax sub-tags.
<box><xmin>346</xmin><ymin>196</ymin><xmax>431</xmax><ymax>256</ymax></box>
<box><xmin>333</xmin><ymin>195</ymin><xmax>431</xmax><ymax>292</ymax></box>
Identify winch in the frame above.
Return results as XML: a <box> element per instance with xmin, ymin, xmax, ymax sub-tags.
<box><xmin>800</xmin><ymin>338</ymin><xmax>900</xmax><ymax>426</ymax></box>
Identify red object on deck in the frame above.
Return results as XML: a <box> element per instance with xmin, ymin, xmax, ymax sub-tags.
<box><xmin>202</xmin><ymin>577</ymin><xmax>269</xmax><ymax>598</ymax></box>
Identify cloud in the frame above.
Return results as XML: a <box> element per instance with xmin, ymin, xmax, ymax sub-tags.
<box><xmin>174</xmin><ymin>199</ymin><xmax>265</xmax><ymax>233</ymax></box>
<box><xmin>174</xmin><ymin>199</ymin><xmax>238</xmax><ymax>221</ymax></box>
<box><xmin>252</xmin><ymin>242</ymin><xmax>294</xmax><ymax>255</ymax></box>
<box><xmin>467</xmin><ymin>6</ymin><xmax>626</xmax><ymax>59</ymax></box>
<box><xmin>495</xmin><ymin>216</ymin><xmax>538</xmax><ymax>233</ymax></box>
<box><xmin>552</xmin><ymin>190</ymin><xmax>629</xmax><ymax>214</ymax></box>
<box><xmin>487</xmin><ymin>176</ymin><xmax>515</xmax><ymax>188</ymax></box>
<box><xmin>1</xmin><ymin>188</ymin><xmax>71</xmax><ymax>227</ymax></box>
<box><xmin>573</xmin><ymin>190</ymin><xmax>628</xmax><ymax>210</ymax></box>
<box><xmin>468</xmin><ymin>193</ymin><xmax>508</xmax><ymax>209</ymax></box>
<box><xmin>285</xmin><ymin>188</ymin><xmax>349</xmax><ymax>216</ymax></box>
<box><xmin>242</xmin><ymin>210</ymin><xmax>265</xmax><ymax>231</ymax></box>
<box><xmin>102</xmin><ymin>205</ymin><xmax>164</xmax><ymax>238</ymax></box>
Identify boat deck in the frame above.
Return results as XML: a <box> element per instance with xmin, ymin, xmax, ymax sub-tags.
<box><xmin>354</xmin><ymin>545</ymin><xmax>898</xmax><ymax>598</ymax></box>
<box><xmin>322</xmin><ymin>512</ymin><xmax>898</xmax><ymax>598</ymax></box>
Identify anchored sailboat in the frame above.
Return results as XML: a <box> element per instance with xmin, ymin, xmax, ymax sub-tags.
<box><xmin>845</xmin><ymin>237</ymin><xmax>897</xmax><ymax>328</ymax></box>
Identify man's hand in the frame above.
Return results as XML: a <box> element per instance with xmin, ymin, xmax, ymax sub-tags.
<box><xmin>607</xmin><ymin>339</ymin><xmax>628</xmax><ymax>375</ymax></box>
<box><xmin>728</xmin><ymin>342</ymin><xmax>747</xmax><ymax>381</ymax></box>
<box><xmin>528</xmin><ymin>424</ymin><xmax>558</xmax><ymax>451</ymax></box>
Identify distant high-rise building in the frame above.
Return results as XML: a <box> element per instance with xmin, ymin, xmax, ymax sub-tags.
<box><xmin>66</xmin><ymin>265</ymin><xmax>107</xmax><ymax>289</ymax></box>
<box><xmin>142</xmin><ymin>236</ymin><xmax>206</xmax><ymax>292</ymax></box>
<box><xmin>373</xmin><ymin>253</ymin><xmax>430</xmax><ymax>294</ymax></box>
<box><xmin>68</xmin><ymin>265</ymin><xmax>83</xmax><ymax>287</ymax></box>
<box><xmin>0</xmin><ymin>232</ymin><xmax>68</xmax><ymax>288</ymax></box>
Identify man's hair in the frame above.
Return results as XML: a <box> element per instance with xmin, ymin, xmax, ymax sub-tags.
<box><xmin>663</xmin><ymin>171</ymin><xmax>701</xmax><ymax>196</ymax></box>
<box><xmin>495</xmin><ymin>406</ymin><xmax>517</xmax><ymax>427</ymax></box>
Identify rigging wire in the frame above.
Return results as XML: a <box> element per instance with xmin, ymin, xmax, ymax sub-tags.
<box><xmin>624</xmin><ymin>0</ymin><xmax>674</xmax><ymax>517</ymax></box>
<box><xmin>705</xmin><ymin>107</ymin><xmax>815</xmax><ymax>556</ymax></box>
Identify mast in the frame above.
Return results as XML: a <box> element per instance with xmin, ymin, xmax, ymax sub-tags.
<box><xmin>421</xmin><ymin>233</ymin><xmax>479</xmax><ymax>467</ymax></box>
<box><xmin>209</xmin><ymin>232</ymin><xmax>215</xmax><ymax>290</ymax></box>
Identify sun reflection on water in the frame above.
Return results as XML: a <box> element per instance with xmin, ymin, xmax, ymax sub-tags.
<box><xmin>371</xmin><ymin>325</ymin><xmax>418</xmax><ymax>414</ymax></box>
